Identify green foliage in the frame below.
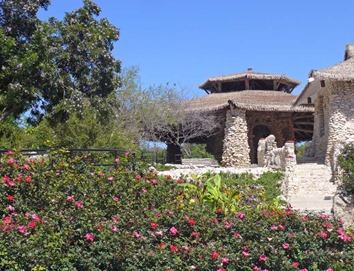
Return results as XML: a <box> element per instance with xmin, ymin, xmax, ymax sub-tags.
<box><xmin>0</xmin><ymin>0</ymin><xmax>120</xmax><ymax>123</ymax></box>
<box><xmin>296</xmin><ymin>141</ymin><xmax>312</xmax><ymax>158</ymax></box>
<box><xmin>0</xmin><ymin>152</ymin><xmax>353</xmax><ymax>270</ymax></box>
<box><xmin>182</xmin><ymin>143</ymin><xmax>215</xmax><ymax>158</ymax></box>
<box><xmin>0</xmin><ymin>117</ymin><xmax>25</xmax><ymax>149</ymax></box>
<box><xmin>338</xmin><ymin>144</ymin><xmax>354</xmax><ymax>193</ymax></box>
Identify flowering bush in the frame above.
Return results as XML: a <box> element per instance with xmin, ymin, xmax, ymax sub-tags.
<box><xmin>0</xmin><ymin>150</ymin><xmax>353</xmax><ymax>270</ymax></box>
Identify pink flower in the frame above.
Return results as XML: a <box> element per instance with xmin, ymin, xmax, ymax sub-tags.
<box><xmin>320</xmin><ymin>232</ymin><xmax>328</xmax><ymax>239</ymax></box>
<box><xmin>17</xmin><ymin>225</ymin><xmax>27</xmax><ymax>234</ymax></box>
<box><xmin>236</xmin><ymin>212</ymin><xmax>245</xmax><ymax>219</ymax></box>
<box><xmin>278</xmin><ymin>224</ymin><xmax>286</xmax><ymax>230</ymax></box>
<box><xmin>7</xmin><ymin>158</ymin><xmax>15</xmax><ymax>164</ymax></box>
<box><xmin>234</xmin><ymin>232</ymin><xmax>242</xmax><ymax>238</ymax></box>
<box><xmin>170</xmin><ymin>226</ymin><xmax>178</xmax><ymax>235</ymax></box>
<box><xmin>28</xmin><ymin>221</ymin><xmax>36</xmax><ymax>229</ymax></box>
<box><xmin>282</xmin><ymin>243</ymin><xmax>290</xmax><ymax>250</ymax></box>
<box><xmin>3</xmin><ymin>216</ymin><xmax>11</xmax><ymax>224</ymax></box>
<box><xmin>166</xmin><ymin>209</ymin><xmax>174</xmax><ymax>215</ymax></box>
<box><xmin>253</xmin><ymin>266</ymin><xmax>259</xmax><ymax>271</ymax></box>
<box><xmin>181</xmin><ymin>245</ymin><xmax>189</xmax><ymax>251</ymax></box>
<box><xmin>23</xmin><ymin>164</ymin><xmax>30</xmax><ymax>170</ymax></box>
<box><xmin>152</xmin><ymin>179</ymin><xmax>158</xmax><ymax>185</ymax></box>
<box><xmin>259</xmin><ymin>255</ymin><xmax>267</xmax><ymax>262</ymax></box>
<box><xmin>292</xmin><ymin>262</ymin><xmax>299</xmax><ymax>268</ymax></box>
<box><xmin>326</xmin><ymin>269</ymin><xmax>334</xmax><ymax>271</ymax></box>
<box><xmin>271</xmin><ymin>225</ymin><xmax>278</xmax><ymax>230</ymax></box>
<box><xmin>3</xmin><ymin>175</ymin><xmax>10</xmax><ymax>183</ymax></box>
<box><xmin>6</xmin><ymin>150</ymin><xmax>13</xmax><ymax>155</ymax></box>
<box><xmin>85</xmin><ymin>233</ymin><xmax>95</xmax><ymax>242</ymax></box>
<box><xmin>150</xmin><ymin>222</ymin><xmax>157</xmax><ymax>230</ymax></box>
<box><xmin>242</xmin><ymin>251</ymin><xmax>250</xmax><ymax>257</ymax></box>
<box><xmin>221</xmin><ymin>257</ymin><xmax>229</xmax><ymax>264</ymax></box>
<box><xmin>25</xmin><ymin>176</ymin><xmax>32</xmax><ymax>183</ymax></box>
<box><xmin>189</xmin><ymin>219</ymin><xmax>196</xmax><ymax>226</ymax></box>
<box><xmin>7</xmin><ymin>195</ymin><xmax>14</xmax><ymax>200</ymax></box>
<box><xmin>300</xmin><ymin>269</ymin><xmax>308</xmax><ymax>271</ymax></box>
<box><xmin>224</xmin><ymin>221</ymin><xmax>231</xmax><ymax>229</ymax></box>
<box><xmin>170</xmin><ymin>244</ymin><xmax>178</xmax><ymax>251</ymax></box>
<box><xmin>191</xmin><ymin>231</ymin><xmax>199</xmax><ymax>237</ymax></box>
<box><xmin>8</xmin><ymin>181</ymin><xmax>15</xmax><ymax>187</ymax></box>
<box><xmin>286</xmin><ymin>209</ymin><xmax>292</xmax><ymax>215</ymax></box>
<box><xmin>111</xmin><ymin>226</ymin><xmax>118</xmax><ymax>232</ymax></box>
<box><xmin>135</xmin><ymin>175</ymin><xmax>142</xmax><ymax>180</ymax></box>
<box><xmin>210</xmin><ymin>251</ymin><xmax>219</xmax><ymax>259</ymax></box>
<box><xmin>67</xmin><ymin>195</ymin><xmax>75</xmax><ymax>202</ymax></box>
<box><xmin>107</xmin><ymin>176</ymin><xmax>114</xmax><ymax>181</ymax></box>
<box><xmin>75</xmin><ymin>201</ymin><xmax>83</xmax><ymax>208</ymax></box>
<box><xmin>32</xmin><ymin>214</ymin><xmax>41</xmax><ymax>222</ymax></box>
<box><xmin>8</xmin><ymin>205</ymin><xmax>15</xmax><ymax>212</ymax></box>
<box><xmin>113</xmin><ymin>196</ymin><xmax>119</xmax><ymax>202</ymax></box>
<box><xmin>114</xmin><ymin>158</ymin><xmax>120</xmax><ymax>163</ymax></box>
<box><xmin>133</xmin><ymin>231</ymin><xmax>142</xmax><ymax>238</ymax></box>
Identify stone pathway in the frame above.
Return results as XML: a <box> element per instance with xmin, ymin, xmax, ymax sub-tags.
<box><xmin>287</xmin><ymin>163</ymin><xmax>337</xmax><ymax>214</ymax></box>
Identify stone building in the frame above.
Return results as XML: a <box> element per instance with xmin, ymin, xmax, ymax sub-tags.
<box><xmin>294</xmin><ymin>43</ymin><xmax>354</xmax><ymax>167</ymax></box>
<box><xmin>171</xmin><ymin>69</ymin><xmax>314</xmax><ymax>166</ymax></box>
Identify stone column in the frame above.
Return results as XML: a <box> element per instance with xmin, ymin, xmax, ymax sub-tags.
<box><xmin>221</xmin><ymin>109</ymin><xmax>250</xmax><ymax>167</ymax></box>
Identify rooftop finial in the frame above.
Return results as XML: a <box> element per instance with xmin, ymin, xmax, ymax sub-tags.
<box><xmin>247</xmin><ymin>68</ymin><xmax>253</xmax><ymax>72</ymax></box>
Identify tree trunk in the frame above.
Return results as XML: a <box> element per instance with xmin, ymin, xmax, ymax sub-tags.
<box><xmin>166</xmin><ymin>143</ymin><xmax>182</xmax><ymax>164</ymax></box>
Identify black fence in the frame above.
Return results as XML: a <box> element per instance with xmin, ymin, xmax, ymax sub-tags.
<box><xmin>0</xmin><ymin>148</ymin><xmax>136</xmax><ymax>171</ymax></box>
<box><xmin>140</xmin><ymin>151</ymin><xmax>166</xmax><ymax>164</ymax></box>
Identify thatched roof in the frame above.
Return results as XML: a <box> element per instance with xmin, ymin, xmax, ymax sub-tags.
<box><xmin>184</xmin><ymin>91</ymin><xmax>314</xmax><ymax>113</ymax></box>
<box><xmin>199</xmin><ymin>69</ymin><xmax>301</xmax><ymax>92</ymax></box>
<box><xmin>310</xmin><ymin>43</ymin><xmax>354</xmax><ymax>81</ymax></box>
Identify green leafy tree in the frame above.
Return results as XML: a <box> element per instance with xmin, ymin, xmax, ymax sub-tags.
<box><xmin>0</xmin><ymin>0</ymin><xmax>121</xmax><ymax>124</ymax></box>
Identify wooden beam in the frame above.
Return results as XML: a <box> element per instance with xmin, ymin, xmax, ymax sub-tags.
<box><xmin>245</xmin><ymin>78</ymin><xmax>250</xmax><ymax>90</ymax></box>
<box><xmin>294</xmin><ymin>128</ymin><xmax>313</xmax><ymax>133</ymax></box>
<box><xmin>292</xmin><ymin>115</ymin><xmax>314</xmax><ymax>121</ymax></box>
<box><xmin>293</xmin><ymin>121</ymin><xmax>314</xmax><ymax>125</ymax></box>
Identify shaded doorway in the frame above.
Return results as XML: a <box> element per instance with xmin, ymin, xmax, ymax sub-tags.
<box><xmin>252</xmin><ymin>125</ymin><xmax>271</xmax><ymax>164</ymax></box>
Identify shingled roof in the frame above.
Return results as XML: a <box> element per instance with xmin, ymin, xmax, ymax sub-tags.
<box><xmin>183</xmin><ymin>91</ymin><xmax>314</xmax><ymax>113</ymax></box>
<box><xmin>199</xmin><ymin>69</ymin><xmax>301</xmax><ymax>92</ymax></box>
<box><xmin>310</xmin><ymin>43</ymin><xmax>354</xmax><ymax>81</ymax></box>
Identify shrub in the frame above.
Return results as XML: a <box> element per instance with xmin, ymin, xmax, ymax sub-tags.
<box><xmin>338</xmin><ymin>144</ymin><xmax>354</xmax><ymax>193</ymax></box>
<box><xmin>0</xmin><ymin>151</ymin><xmax>353</xmax><ymax>270</ymax></box>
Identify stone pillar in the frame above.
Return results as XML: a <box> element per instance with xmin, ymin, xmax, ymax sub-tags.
<box><xmin>221</xmin><ymin>109</ymin><xmax>250</xmax><ymax>167</ymax></box>
<box><xmin>166</xmin><ymin>143</ymin><xmax>182</xmax><ymax>164</ymax></box>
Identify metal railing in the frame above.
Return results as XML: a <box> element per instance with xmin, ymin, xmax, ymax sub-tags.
<box><xmin>0</xmin><ymin>148</ymin><xmax>136</xmax><ymax>171</ymax></box>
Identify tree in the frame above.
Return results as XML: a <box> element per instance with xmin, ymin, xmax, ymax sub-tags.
<box><xmin>0</xmin><ymin>0</ymin><xmax>121</xmax><ymax>123</ymax></box>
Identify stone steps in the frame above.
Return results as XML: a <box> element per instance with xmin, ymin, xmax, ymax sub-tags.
<box><xmin>181</xmin><ymin>158</ymin><xmax>219</xmax><ymax>167</ymax></box>
<box><xmin>287</xmin><ymin>163</ymin><xmax>337</xmax><ymax>214</ymax></box>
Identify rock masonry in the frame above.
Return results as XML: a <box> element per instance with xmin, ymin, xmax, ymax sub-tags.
<box><xmin>221</xmin><ymin>109</ymin><xmax>250</xmax><ymax>167</ymax></box>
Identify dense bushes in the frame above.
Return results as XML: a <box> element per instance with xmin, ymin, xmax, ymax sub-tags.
<box><xmin>1</xmin><ymin>151</ymin><xmax>353</xmax><ymax>270</ymax></box>
<box><xmin>338</xmin><ymin>144</ymin><xmax>354</xmax><ymax>193</ymax></box>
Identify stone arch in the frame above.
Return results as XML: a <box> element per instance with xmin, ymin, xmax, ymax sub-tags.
<box><xmin>252</xmin><ymin>124</ymin><xmax>271</xmax><ymax>163</ymax></box>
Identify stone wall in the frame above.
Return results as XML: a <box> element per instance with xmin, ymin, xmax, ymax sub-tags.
<box><xmin>221</xmin><ymin>109</ymin><xmax>250</xmax><ymax>167</ymax></box>
<box><xmin>247</xmin><ymin>111</ymin><xmax>295</xmax><ymax>163</ymax></box>
<box><xmin>313</xmin><ymin>81</ymin><xmax>354</xmax><ymax>166</ymax></box>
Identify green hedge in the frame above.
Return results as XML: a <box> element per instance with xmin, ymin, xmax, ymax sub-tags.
<box><xmin>0</xmin><ymin>150</ymin><xmax>353</xmax><ymax>270</ymax></box>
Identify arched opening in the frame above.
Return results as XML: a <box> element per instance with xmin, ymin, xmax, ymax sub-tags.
<box><xmin>252</xmin><ymin>125</ymin><xmax>271</xmax><ymax>163</ymax></box>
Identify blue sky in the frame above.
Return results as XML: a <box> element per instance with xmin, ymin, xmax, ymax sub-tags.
<box><xmin>39</xmin><ymin>0</ymin><xmax>354</xmax><ymax>98</ymax></box>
